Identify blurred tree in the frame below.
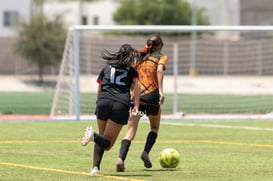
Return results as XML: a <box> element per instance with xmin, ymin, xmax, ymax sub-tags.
<box><xmin>14</xmin><ymin>0</ymin><xmax>66</xmax><ymax>83</ymax></box>
<box><xmin>114</xmin><ymin>0</ymin><xmax>210</xmax><ymax>26</ymax></box>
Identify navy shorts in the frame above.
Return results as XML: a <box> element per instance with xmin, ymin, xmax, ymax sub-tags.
<box><xmin>95</xmin><ymin>99</ymin><xmax>130</xmax><ymax>125</ymax></box>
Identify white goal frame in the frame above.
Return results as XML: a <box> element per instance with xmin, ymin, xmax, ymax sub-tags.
<box><xmin>51</xmin><ymin>25</ymin><xmax>273</xmax><ymax>121</ymax></box>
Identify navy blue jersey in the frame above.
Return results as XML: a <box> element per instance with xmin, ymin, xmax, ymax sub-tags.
<box><xmin>97</xmin><ymin>65</ymin><xmax>138</xmax><ymax>106</ymax></box>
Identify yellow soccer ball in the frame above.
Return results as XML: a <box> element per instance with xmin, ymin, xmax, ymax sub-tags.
<box><xmin>159</xmin><ymin>148</ymin><xmax>180</xmax><ymax>168</ymax></box>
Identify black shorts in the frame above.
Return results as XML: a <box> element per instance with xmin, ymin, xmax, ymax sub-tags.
<box><xmin>136</xmin><ymin>103</ymin><xmax>160</xmax><ymax>116</ymax></box>
<box><xmin>133</xmin><ymin>89</ymin><xmax>160</xmax><ymax>116</ymax></box>
<box><xmin>95</xmin><ymin>98</ymin><xmax>130</xmax><ymax>125</ymax></box>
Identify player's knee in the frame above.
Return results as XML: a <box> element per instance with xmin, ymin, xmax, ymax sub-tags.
<box><xmin>104</xmin><ymin>142</ymin><xmax>114</xmax><ymax>150</ymax></box>
<box><xmin>104</xmin><ymin>146</ymin><xmax>111</xmax><ymax>151</ymax></box>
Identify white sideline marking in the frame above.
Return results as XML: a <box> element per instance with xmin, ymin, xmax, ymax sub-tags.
<box><xmin>160</xmin><ymin>122</ymin><xmax>273</xmax><ymax>131</ymax></box>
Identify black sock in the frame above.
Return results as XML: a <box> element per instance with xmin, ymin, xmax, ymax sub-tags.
<box><xmin>118</xmin><ymin>139</ymin><xmax>131</xmax><ymax>161</ymax></box>
<box><xmin>93</xmin><ymin>143</ymin><xmax>104</xmax><ymax>169</ymax></box>
<box><xmin>93</xmin><ymin>132</ymin><xmax>111</xmax><ymax>149</ymax></box>
<box><xmin>144</xmin><ymin>131</ymin><xmax>157</xmax><ymax>154</ymax></box>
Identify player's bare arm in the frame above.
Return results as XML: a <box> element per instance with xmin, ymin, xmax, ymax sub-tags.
<box><xmin>157</xmin><ymin>64</ymin><xmax>165</xmax><ymax>105</ymax></box>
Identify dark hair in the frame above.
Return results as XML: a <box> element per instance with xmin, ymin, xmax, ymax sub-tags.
<box><xmin>138</xmin><ymin>34</ymin><xmax>164</xmax><ymax>61</ymax></box>
<box><xmin>146</xmin><ymin>34</ymin><xmax>164</xmax><ymax>48</ymax></box>
<box><xmin>102</xmin><ymin>44</ymin><xmax>138</xmax><ymax>67</ymax></box>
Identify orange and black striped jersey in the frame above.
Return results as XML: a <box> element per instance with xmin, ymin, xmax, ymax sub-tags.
<box><xmin>133</xmin><ymin>52</ymin><xmax>168</xmax><ymax>97</ymax></box>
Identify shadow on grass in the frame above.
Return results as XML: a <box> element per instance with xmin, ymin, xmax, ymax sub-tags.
<box><xmin>109</xmin><ymin>168</ymin><xmax>181</xmax><ymax>178</ymax></box>
<box><xmin>142</xmin><ymin>168</ymin><xmax>181</xmax><ymax>172</ymax></box>
<box><xmin>110</xmin><ymin>173</ymin><xmax>152</xmax><ymax>178</ymax></box>
<box><xmin>22</xmin><ymin>79</ymin><xmax>56</xmax><ymax>89</ymax></box>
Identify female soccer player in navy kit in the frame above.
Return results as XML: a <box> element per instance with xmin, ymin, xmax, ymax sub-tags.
<box><xmin>81</xmin><ymin>44</ymin><xmax>140</xmax><ymax>175</ymax></box>
<box><xmin>116</xmin><ymin>34</ymin><xmax>168</xmax><ymax>172</ymax></box>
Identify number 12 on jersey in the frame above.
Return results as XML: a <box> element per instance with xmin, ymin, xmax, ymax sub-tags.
<box><xmin>110</xmin><ymin>67</ymin><xmax>127</xmax><ymax>86</ymax></box>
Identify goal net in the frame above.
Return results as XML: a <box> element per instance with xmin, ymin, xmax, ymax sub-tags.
<box><xmin>50</xmin><ymin>25</ymin><xmax>273</xmax><ymax>120</ymax></box>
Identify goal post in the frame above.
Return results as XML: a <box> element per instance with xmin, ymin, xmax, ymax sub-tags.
<box><xmin>50</xmin><ymin>25</ymin><xmax>273</xmax><ymax>120</ymax></box>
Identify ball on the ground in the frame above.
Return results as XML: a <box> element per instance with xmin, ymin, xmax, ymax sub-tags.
<box><xmin>159</xmin><ymin>148</ymin><xmax>180</xmax><ymax>168</ymax></box>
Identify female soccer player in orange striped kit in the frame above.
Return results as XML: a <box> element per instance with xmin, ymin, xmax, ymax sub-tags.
<box><xmin>116</xmin><ymin>34</ymin><xmax>168</xmax><ymax>172</ymax></box>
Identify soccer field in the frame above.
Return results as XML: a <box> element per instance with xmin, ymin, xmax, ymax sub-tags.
<box><xmin>1</xmin><ymin>120</ymin><xmax>273</xmax><ymax>181</ymax></box>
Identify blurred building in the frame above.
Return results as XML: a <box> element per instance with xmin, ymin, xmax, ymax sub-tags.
<box><xmin>0</xmin><ymin>0</ymin><xmax>120</xmax><ymax>75</ymax></box>
<box><xmin>0</xmin><ymin>0</ymin><xmax>31</xmax><ymax>37</ymax></box>
<box><xmin>0</xmin><ymin>0</ymin><xmax>119</xmax><ymax>37</ymax></box>
<box><xmin>190</xmin><ymin>0</ymin><xmax>239</xmax><ymax>26</ymax></box>
<box><xmin>43</xmin><ymin>0</ymin><xmax>119</xmax><ymax>27</ymax></box>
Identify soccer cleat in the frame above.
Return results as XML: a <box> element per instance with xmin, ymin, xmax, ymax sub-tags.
<box><xmin>90</xmin><ymin>166</ymin><xmax>100</xmax><ymax>175</ymax></box>
<box><xmin>116</xmin><ymin>158</ymin><xmax>125</xmax><ymax>172</ymax></box>
<box><xmin>141</xmin><ymin>151</ymin><xmax>152</xmax><ymax>168</ymax></box>
<box><xmin>81</xmin><ymin>126</ymin><xmax>94</xmax><ymax>146</ymax></box>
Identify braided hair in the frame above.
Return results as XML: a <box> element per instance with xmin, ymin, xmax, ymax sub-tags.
<box><xmin>102</xmin><ymin>44</ymin><xmax>138</xmax><ymax>68</ymax></box>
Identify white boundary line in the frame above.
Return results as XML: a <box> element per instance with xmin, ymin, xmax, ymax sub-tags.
<box><xmin>160</xmin><ymin>121</ymin><xmax>273</xmax><ymax>131</ymax></box>
<box><xmin>50</xmin><ymin>113</ymin><xmax>273</xmax><ymax>121</ymax></box>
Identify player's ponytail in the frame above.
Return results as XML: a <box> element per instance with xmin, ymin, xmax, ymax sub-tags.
<box><xmin>137</xmin><ymin>34</ymin><xmax>164</xmax><ymax>62</ymax></box>
<box><xmin>138</xmin><ymin>45</ymin><xmax>152</xmax><ymax>53</ymax></box>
